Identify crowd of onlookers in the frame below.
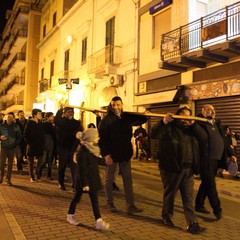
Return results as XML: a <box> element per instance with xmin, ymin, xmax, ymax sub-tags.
<box><xmin>0</xmin><ymin>110</ymin><xmax>57</xmax><ymax>185</ymax></box>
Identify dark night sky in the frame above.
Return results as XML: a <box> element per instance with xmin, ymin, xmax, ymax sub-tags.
<box><xmin>0</xmin><ymin>0</ymin><xmax>15</xmax><ymax>36</ymax></box>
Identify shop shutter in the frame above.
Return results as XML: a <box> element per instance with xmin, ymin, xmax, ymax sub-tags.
<box><xmin>147</xmin><ymin>103</ymin><xmax>179</xmax><ymax>159</ymax></box>
<box><xmin>195</xmin><ymin>95</ymin><xmax>240</xmax><ymax>160</ymax></box>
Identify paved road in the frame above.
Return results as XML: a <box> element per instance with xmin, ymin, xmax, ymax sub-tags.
<box><xmin>0</xmin><ymin>160</ymin><xmax>240</xmax><ymax>240</ymax></box>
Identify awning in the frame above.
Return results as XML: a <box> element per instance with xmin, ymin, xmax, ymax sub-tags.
<box><xmin>134</xmin><ymin>89</ymin><xmax>178</xmax><ymax>106</ymax></box>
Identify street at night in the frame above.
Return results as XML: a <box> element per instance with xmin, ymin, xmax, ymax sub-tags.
<box><xmin>1</xmin><ymin>159</ymin><xmax>240</xmax><ymax>240</ymax></box>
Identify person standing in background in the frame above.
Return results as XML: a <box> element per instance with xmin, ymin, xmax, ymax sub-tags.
<box><xmin>24</xmin><ymin>108</ymin><xmax>45</xmax><ymax>182</ymax></box>
<box><xmin>54</xmin><ymin>106</ymin><xmax>83</xmax><ymax>190</ymax></box>
<box><xmin>39</xmin><ymin>112</ymin><xmax>56</xmax><ymax>180</ymax></box>
<box><xmin>0</xmin><ymin>112</ymin><xmax>22</xmax><ymax>185</ymax></box>
<box><xmin>15</xmin><ymin>110</ymin><xmax>28</xmax><ymax>174</ymax></box>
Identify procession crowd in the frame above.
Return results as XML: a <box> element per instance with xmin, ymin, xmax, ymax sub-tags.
<box><xmin>0</xmin><ymin>96</ymin><xmax>239</xmax><ymax>235</ymax></box>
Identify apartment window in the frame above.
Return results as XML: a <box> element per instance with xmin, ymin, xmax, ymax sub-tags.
<box><xmin>53</xmin><ymin>12</ymin><xmax>57</xmax><ymax>27</ymax></box>
<box><xmin>41</xmin><ymin>68</ymin><xmax>44</xmax><ymax>79</ymax></box>
<box><xmin>153</xmin><ymin>8</ymin><xmax>171</xmax><ymax>48</ymax></box>
<box><xmin>50</xmin><ymin>60</ymin><xmax>54</xmax><ymax>87</ymax></box>
<box><xmin>64</xmin><ymin>49</ymin><xmax>70</xmax><ymax>71</ymax></box>
<box><xmin>43</xmin><ymin>24</ymin><xmax>46</xmax><ymax>38</ymax></box>
<box><xmin>106</xmin><ymin>17</ymin><xmax>115</xmax><ymax>63</ymax></box>
<box><xmin>81</xmin><ymin>37</ymin><xmax>87</xmax><ymax>64</ymax></box>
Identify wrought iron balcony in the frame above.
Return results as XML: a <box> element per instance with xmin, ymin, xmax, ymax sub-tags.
<box><xmin>39</xmin><ymin>78</ymin><xmax>49</xmax><ymax>93</ymax></box>
<box><xmin>0</xmin><ymin>76</ymin><xmax>25</xmax><ymax>97</ymax></box>
<box><xmin>160</xmin><ymin>1</ymin><xmax>240</xmax><ymax>72</ymax></box>
<box><xmin>88</xmin><ymin>45</ymin><xmax>122</xmax><ymax>76</ymax></box>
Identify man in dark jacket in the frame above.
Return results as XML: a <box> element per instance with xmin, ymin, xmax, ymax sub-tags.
<box><xmin>39</xmin><ymin>112</ymin><xmax>56</xmax><ymax>180</ymax></box>
<box><xmin>0</xmin><ymin>112</ymin><xmax>22</xmax><ymax>185</ymax></box>
<box><xmin>54</xmin><ymin>106</ymin><xmax>83</xmax><ymax>190</ymax></box>
<box><xmin>98</xmin><ymin>96</ymin><xmax>147</xmax><ymax>214</ymax></box>
<box><xmin>192</xmin><ymin>104</ymin><xmax>227</xmax><ymax>220</ymax></box>
<box><xmin>15</xmin><ymin>110</ymin><xmax>28</xmax><ymax>173</ymax></box>
<box><xmin>24</xmin><ymin>108</ymin><xmax>45</xmax><ymax>182</ymax></box>
<box><xmin>151</xmin><ymin>107</ymin><xmax>205</xmax><ymax>234</ymax></box>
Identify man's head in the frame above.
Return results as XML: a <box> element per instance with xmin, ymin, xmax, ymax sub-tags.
<box><xmin>18</xmin><ymin>110</ymin><xmax>25</xmax><ymax>120</ymax></box>
<box><xmin>6</xmin><ymin>112</ymin><xmax>15</xmax><ymax>125</ymax></box>
<box><xmin>202</xmin><ymin>104</ymin><xmax>215</xmax><ymax>119</ymax></box>
<box><xmin>63</xmin><ymin>107</ymin><xmax>74</xmax><ymax>119</ymax></box>
<box><xmin>110</xmin><ymin>96</ymin><xmax>123</xmax><ymax>116</ymax></box>
<box><xmin>176</xmin><ymin>106</ymin><xmax>192</xmax><ymax>126</ymax></box>
<box><xmin>45</xmin><ymin>112</ymin><xmax>54</xmax><ymax>123</ymax></box>
<box><xmin>32</xmin><ymin>108</ymin><xmax>42</xmax><ymax>121</ymax></box>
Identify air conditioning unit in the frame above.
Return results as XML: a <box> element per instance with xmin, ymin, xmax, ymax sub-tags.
<box><xmin>109</xmin><ymin>74</ymin><xmax>124</xmax><ymax>87</ymax></box>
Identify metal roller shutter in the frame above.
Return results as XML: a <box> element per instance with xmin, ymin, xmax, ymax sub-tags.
<box><xmin>148</xmin><ymin>103</ymin><xmax>179</xmax><ymax>159</ymax></box>
<box><xmin>195</xmin><ymin>95</ymin><xmax>240</xmax><ymax>161</ymax></box>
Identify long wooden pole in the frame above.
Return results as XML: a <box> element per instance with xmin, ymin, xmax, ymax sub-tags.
<box><xmin>66</xmin><ymin>105</ymin><xmax>208</xmax><ymax>122</ymax></box>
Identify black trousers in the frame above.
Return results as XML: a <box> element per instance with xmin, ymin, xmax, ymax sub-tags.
<box><xmin>68</xmin><ymin>189</ymin><xmax>101</xmax><ymax>220</ymax></box>
<box><xmin>195</xmin><ymin>159</ymin><xmax>222</xmax><ymax>215</ymax></box>
<box><xmin>57</xmin><ymin>147</ymin><xmax>75</xmax><ymax>187</ymax></box>
<box><xmin>160</xmin><ymin>167</ymin><xmax>197</xmax><ymax>225</ymax></box>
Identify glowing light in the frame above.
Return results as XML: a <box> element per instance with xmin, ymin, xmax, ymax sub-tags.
<box><xmin>67</xmin><ymin>35</ymin><xmax>72</xmax><ymax>43</ymax></box>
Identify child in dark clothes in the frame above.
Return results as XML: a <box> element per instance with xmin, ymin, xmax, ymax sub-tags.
<box><xmin>67</xmin><ymin>128</ymin><xmax>110</xmax><ymax>230</ymax></box>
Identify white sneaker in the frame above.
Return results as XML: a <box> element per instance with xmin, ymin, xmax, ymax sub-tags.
<box><xmin>30</xmin><ymin>178</ymin><xmax>36</xmax><ymax>183</ymax></box>
<box><xmin>96</xmin><ymin>218</ymin><xmax>110</xmax><ymax>230</ymax></box>
<box><xmin>67</xmin><ymin>214</ymin><xmax>79</xmax><ymax>225</ymax></box>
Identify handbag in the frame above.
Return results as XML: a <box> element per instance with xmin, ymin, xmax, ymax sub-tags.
<box><xmin>228</xmin><ymin>161</ymin><xmax>238</xmax><ymax>176</ymax></box>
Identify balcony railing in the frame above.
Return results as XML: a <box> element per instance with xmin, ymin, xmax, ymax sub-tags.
<box><xmin>39</xmin><ymin>78</ymin><xmax>49</xmax><ymax>93</ymax></box>
<box><xmin>7</xmin><ymin>52</ymin><xmax>26</xmax><ymax>72</ymax></box>
<box><xmin>88</xmin><ymin>45</ymin><xmax>122</xmax><ymax>74</ymax></box>
<box><xmin>0</xmin><ymin>76</ymin><xmax>25</xmax><ymax>97</ymax></box>
<box><xmin>161</xmin><ymin>1</ymin><xmax>240</xmax><ymax>61</ymax></box>
<box><xmin>0</xmin><ymin>99</ymin><xmax>23</xmax><ymax>109</ymax></box>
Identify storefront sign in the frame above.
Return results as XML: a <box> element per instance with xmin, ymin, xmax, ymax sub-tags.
<box><xmin>149</xmin><ymin>0</ymin><xmax>172</xmax><ymax>15</ymax></box>
<box><xmin>188</xmin><ymin>79</ymin><xmax>240</xmax><ymax>100</ymax></box>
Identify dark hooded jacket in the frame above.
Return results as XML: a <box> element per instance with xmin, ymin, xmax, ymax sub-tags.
<box><xmin>54</xmin><ymin>109</ymin><xmax>83</xmax><ymax>151</ymax></box>
<box><xmin>98</xmin><ymin>104</ymin><xmax>147</xmax><ymax>162</ymax></box>
<box><xmin>24</xmin><ymin>120</ymin><xmax>45</xmax><ymax>156</ymax></box>
<box><xmin>151</xmin><ymin>119</ymin><xmax>200</xmax><ymax>174</ymax></box>
<box><xmin>74</xmin><ymin>146</ymin><xmax>104</xmax><ymax>193</ymax></box>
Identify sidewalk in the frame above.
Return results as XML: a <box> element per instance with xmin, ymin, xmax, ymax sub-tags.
<box><xmin>131</xmin><ymin>158</ymin><xmax>240</xmax><ymax>198</ymax></box>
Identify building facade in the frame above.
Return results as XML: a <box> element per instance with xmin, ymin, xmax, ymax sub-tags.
<box><xmin>0</xmin><ymin>0</ymin><xmax>47</xmax><ymax>115</ymax></box>
<box><xmin>37</xmin><ymin>0</ymin><xmax>139</xmax><ymax>127</ymax></box>
<box><xmin>138</xmin><ymin>0</ymin><xmax>240</xmax><ymax>157</ymax></box>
